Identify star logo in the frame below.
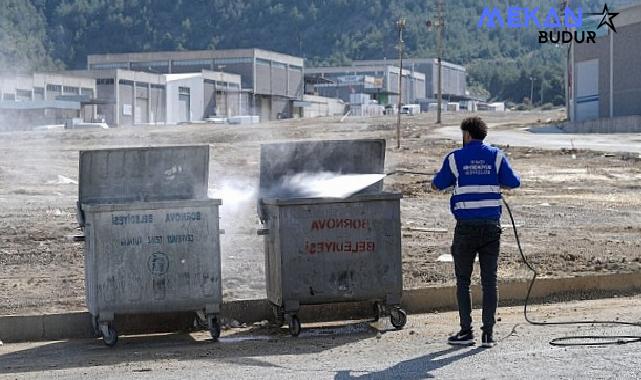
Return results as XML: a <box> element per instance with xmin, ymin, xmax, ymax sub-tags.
<box><xmin>587</xmin><ymin>4</ymin><xmax>619</xmax><ymax>33</ymax></box>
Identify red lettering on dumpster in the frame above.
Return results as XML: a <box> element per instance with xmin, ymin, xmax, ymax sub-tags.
<box><xmin>310</xmin><ymin>218</ymin><xmax>369</xmax><ymax>231</ymax></box>
<box><xmin>304</xmin><ymin>240</ymin><xmax>376</xmax><ymax>255</ymax></box>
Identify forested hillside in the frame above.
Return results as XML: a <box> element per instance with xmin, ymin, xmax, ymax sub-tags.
<box><xmin>0</xmin><ymin>0</ymin><xmax>637</xmax><ymax>104</ymax></box>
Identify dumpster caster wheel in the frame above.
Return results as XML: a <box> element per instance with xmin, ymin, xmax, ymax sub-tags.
<box><xmin>207</xmin><ymin>315</ymin><xmax>221</xmax><ymax>341</ymax></box>
<box><xmin>100</xmin><ymin>324</ymin><xmax>118</xmax><ymax>347</ymax></box>
<box><xmin>288</xmin><ymin>315</ymin><xmax>301</xmax><ymax>337</ymax></box>
<box><xmin>390</xmin><ymin>307</ymin><xmax>407</xmax><ymax>330</ymax></box>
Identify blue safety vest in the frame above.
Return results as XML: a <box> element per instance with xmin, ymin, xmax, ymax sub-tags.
<box><xmin>432</xmin><ymin>140</ymin><xmax>521</xmax><ymax>220</ymax></box>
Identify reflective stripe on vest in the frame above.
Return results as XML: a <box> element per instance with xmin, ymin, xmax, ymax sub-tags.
<box><xmin>453</xmin><ymin>199</ymin><xmax>502</xmax><ymax>210</ymax></box>
<box><xmin>453</xmin><ymin>185</ymin><xmax>500</xmax><ymax>195</ymax></box>
<box><xmin>495</xmin><ymin>151</ymin><xmax>504</xmax><ymax>174</ymax></box>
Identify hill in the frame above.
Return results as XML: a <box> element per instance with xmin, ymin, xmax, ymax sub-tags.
<box><xmin>2</xmin><ymin>0</ymin><xmax>638</xmax><ymax>104</ymax></box>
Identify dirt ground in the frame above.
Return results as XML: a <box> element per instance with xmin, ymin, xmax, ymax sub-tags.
<box><xmin>1</xmin><ymin>110</ymin><xmax>641</xmax><ymax>315</ymax></box>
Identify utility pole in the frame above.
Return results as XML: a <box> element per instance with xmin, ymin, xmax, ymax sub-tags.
<box><xmin>396</xmin><ymin>18</ymin><xmax>406</xmax><ymax>149</ymax></box>
<box><xmin>561</xmin><ymin>0</ymin><xmax>570</xmax><ymax>120</ymax></box>
<box><xmin>427</xmin><ymin>0</ymin><xmax>445</xmax><ymax>124</ymax></box>
<box><xmin>540</xmin><ymin>79</ymin><xmax>544</xmax><ymax>105</ymax></box>
<box><xmin>529</xmin><ymin>77</ymin><xmax>536</xmax><ymax>108</ymax></box>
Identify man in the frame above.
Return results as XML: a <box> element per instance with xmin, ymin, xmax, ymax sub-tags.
<box><xmin>431</xmin><ymin>116</ymin><xmax>520</xmax><ymax>348</ymax></box>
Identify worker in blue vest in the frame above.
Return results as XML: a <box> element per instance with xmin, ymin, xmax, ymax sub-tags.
<box><xmin>431</xmin><ymin>116</ymin><xmax>521</xmax><ymax>348</ymax></box>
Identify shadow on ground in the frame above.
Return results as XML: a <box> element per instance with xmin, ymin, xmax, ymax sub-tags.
<box><xmin>0</xmin><ymin>321</ymin><xmax>387</xmax><ymax>374</ymax></box>
<box><xmin>334</xmin><ymin>346</ymin><xmax>482</xmax><ymax>379</ymax></box>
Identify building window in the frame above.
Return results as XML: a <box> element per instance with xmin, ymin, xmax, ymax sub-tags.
<box><xmin>46</xmin><ymin>84</ymin><xmax>62</xmax><ymax>92</ymax></box>
<box><xmin>150</xmin><ymin>84</ymin><xmax>165</xmax><ymax>89</ymax></box>
<box><xmin>2</xmin><ymin>93</ymin><xmax>16</xmax><ymax>100</ymax></box>
<box><xmin>289</xmin><ymin>65</ymin><xmax>303</xmax><ymax>72</ymax></box>
<box><xmin>256</xmin><ymin>58</ymin><xmax>271</xmax><ymax>66</ymax></box>
<box><xmin>119</xmin><ymin>79</ymin><xmax>134</xmax><ymax>86</ymax></box>
<box><xmin>90</xmin><ymin>63</ymin><xmax>129</xmax><ymax>70</ymax></box>
<box><xmin>63</xmin><ymin>86</ymin><xmax>80</xmax><ymax>94</ymax></box>
<box><xmin>213</xmin><ymin>57</ymin><xmax>253</xmax><ymax>65</ymax></box>
<box><xmin>130</xmin><ymin>61</ymin><xmax>170</xmax><ymax>73</ymax></box>
<box><xmin>97</xmin><ymin>78</ymin><xmax>115</xmax><ymax>85</ymax></box>
<box><xmin>178</xmin><ymin>87</ymin><xmax>190</xmax><ymax>95</ymax></box>
<box><xmin>173</xmin><ymin>59</ymin><xmax>212</xmax><ymax>66</ymax></box>
<box><xmin>81</xmin><ymin>88</ymin><xmax>94</xmax><ymax>97</ymax></box>
<box><xmin>16</xmin><ymin>89</ymin><xmax>32</xmax><ymax>101</ymax></box>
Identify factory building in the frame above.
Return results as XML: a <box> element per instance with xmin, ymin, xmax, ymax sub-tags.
<box><xmin>67</xmin><ymin>69</ymin><xmax>241</xmax><ymax>127</ymax></box>
<box><xmin>87</xmin><ymin>49</ymin><xmax>304</xmax><ymax>121</ymax></box>
<box><xmin>570</xmin><ymin>3</ymin><xmax>641</xmax><ymax>127</ymax></box>
<box><xmin>0</xmin><ymin>72</ymin><xmax>98</xmax><ymax>129</ymax></box>
<box><xmin>352</xmin><ymin>58</ymin><xmax>467</xmax><ymax>100</ymax></box>
<box><xmin>304</xmin><ymin>65</ymin><xmax>426</xmax><ymax>105</ymax></box>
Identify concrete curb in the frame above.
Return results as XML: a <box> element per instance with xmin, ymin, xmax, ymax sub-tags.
<box><xmin>1</xmin><ymin>272</ymin><xmax>640</xmax><ymax>343</ymax></box>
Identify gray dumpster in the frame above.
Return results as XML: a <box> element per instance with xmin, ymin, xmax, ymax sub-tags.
<box><xmin>258</xmin><ymin>139</ymin><xmax>406</xmax><ymax>336</ymax></box>
<box><xmin>78</xmin><ymin>145</ymin><xmax>222</xmax><ymax>346</ymax></box>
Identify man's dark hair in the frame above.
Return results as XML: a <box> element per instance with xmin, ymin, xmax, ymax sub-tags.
<box><xmin>460</xmin><ymin>116</ymin><xmax>488</xmax><ymax>140</ymax></box>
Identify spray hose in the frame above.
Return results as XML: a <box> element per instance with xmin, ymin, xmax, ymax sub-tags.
<box><xmin>502</xmin><ymin>195</ymin><xmax>641</xmax><ymax>346</ymax></box>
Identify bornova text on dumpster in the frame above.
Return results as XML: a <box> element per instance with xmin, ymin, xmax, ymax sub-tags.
<box><xmin>257</xmin><ymin>139</ymin><xmax>407</xmax><ymax>336</ymax></box>
<box><xmin>77</xmin><ymin>145</ymin><xmax>223</xmax><ymax>346</ymax></box>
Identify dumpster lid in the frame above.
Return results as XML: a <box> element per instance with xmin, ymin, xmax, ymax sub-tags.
<box><xmin>261</xmin><ymin>192</ymin><xmax>402</xmax><ymax>206</ymax></box>
<box><xmin>79</xmin><ymin>145</ymin><xmax>210</xmax><ymax>206</ymax></box>
<box><xmin>258</xmin><ymin>139</ymin><xmax>386</xmax><ymax>200</ymax></box>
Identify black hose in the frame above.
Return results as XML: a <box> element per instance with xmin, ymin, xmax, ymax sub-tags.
<box><xmin>502</xmin><ymin>195</ymin><xmax>641</xmax><ymax>346</ymax></box>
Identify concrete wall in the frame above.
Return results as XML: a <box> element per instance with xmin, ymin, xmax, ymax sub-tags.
<box><xmin>288</xmin><ymin>66</ymin><xmax>303</xmax><ymax>98</ymax></box>
<box><xmin>613</xmin><ymin>22</ymin><xmax>641</xmax><ymax>117</ymax></box>
<box><xmin>271</xmin><ymin>63</ymin><xmax>288</xmax><ymax>97</ymax></box>
<box><xmin>165</xmin><ymin>76</ymin><xmax>204</xmax><ymax>124</ymax></box>
<box><xmin>255</xmin><ymin>60</ymin><xmax>271</xmax><ymax>94</ymax></box>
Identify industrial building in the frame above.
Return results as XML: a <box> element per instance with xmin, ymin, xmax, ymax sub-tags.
<box><xmin>570</xmin><ymin>3</ymin><xmax>641</xmax><ymax>126</ymax></box>
<box><xmin>0</xmin><ymin>72</ymin><xmax>98</xmax><ymax>129</ymax></box>
<box><xmin>69</xmin><ymin>69</ymin><xmax>241</xmax><ymax>127</ymax></box>
<box><xmin>304</xmin><ymin>65</ymin><xmax>426</xmax><ymax>106</ymax></box>
<box><xmin>353</xmin><ymin>58</ymin><xmax>467</xmax><ymax>100</ymax></box>
<box><xmin>87</xmin><ymin>49</ymin><xmax>304</xmax><ymax>121</ymax></box>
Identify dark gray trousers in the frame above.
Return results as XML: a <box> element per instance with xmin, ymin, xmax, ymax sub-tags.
<box><xmin>451</xmin><ymin>219</ymin><xmax>502</xmax><ymax>333</ymax></box>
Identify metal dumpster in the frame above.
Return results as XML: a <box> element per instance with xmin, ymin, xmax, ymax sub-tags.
<box><xmin>258</xmin><ymin>139</ymin><xmax>406</xmax><ymax>336</ymax></box>
<box><xmin>78</xmin><ymin>145</ymin><xmax>222</xmax><ymax>346</ymax></box>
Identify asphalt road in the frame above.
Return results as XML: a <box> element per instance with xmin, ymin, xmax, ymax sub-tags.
<box><xmin>434</xmin><ymin>124</ymin><xmax>641</xmax><ymax>154</ymax></box>
<box><xmin>2</xmin><ymin>296</ymin><xmax>641</xmax><ymax>379</ymax></box>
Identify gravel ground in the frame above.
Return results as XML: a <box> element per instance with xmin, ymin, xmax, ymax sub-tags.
<box><xmin>1</xmin><ymin>109</ymin><xmax>641</xmax><ymax>314</ymax></box>
<box><xmin>2</xmin><ymin>295</ymin><xmax>641</xmax><ymax>379</ymax></box>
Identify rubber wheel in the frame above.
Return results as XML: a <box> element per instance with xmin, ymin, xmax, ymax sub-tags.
<box><xmin>208</xmin><ymin>316</ymin><xmax>221</xmax><ymax>341</ymax></box>
<box><xmin>288</xmin><ymin>315</ymin><xmax>301</xmax><ymax>337</ymax></box>
<box><xmin>102</xmin><ymin>326</ymin><xmax>118</xmax><ymax>347</ymax></box>
<box><xmin>390</xmin><ymin>308</ymin><xmax>407</xmax><ymax>330</ymax></box>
